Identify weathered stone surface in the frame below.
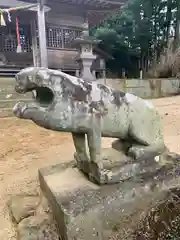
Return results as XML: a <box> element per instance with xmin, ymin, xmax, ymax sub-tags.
<box><xmin>7</xmin><ymin>193</ymin><xmax>60</xmax><ymax>240</ymax></box>
<box><xmin>18</xmin><ymin>214</ymin><xmax>59</xmax><ymax>240</ymax></box>
<box><xmin>74</xmin><ymin>145</ymin><xmax>177</xmax><ymax>185</ymax></box>
<box><xmin>39</xmin><ymin>161</ymin><xmax>180</xmax><ymax>240</ymax></box>
<box><xmin>132</xmin><ymin>187</ymin><xmax>180</xmax><ymax>240</ymax></box>
<box><xmin>8</xmin><ymin>195</ymin><xmax>40</xmax><ymax>224</ymax></box>
<box><xmin>36</xmin><ymin>194</ymin><xmax>51</xmax><ymax>215</ymax></box>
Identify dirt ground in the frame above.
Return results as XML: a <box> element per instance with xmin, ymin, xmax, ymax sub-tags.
<box><xmin>1</xmin><ymin>96</ymin><xmax>180</xmax><ymax>239</ymax></box>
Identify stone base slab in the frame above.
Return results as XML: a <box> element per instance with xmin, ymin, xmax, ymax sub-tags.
<box><xmin>39</xmin><ymin>161</ymin><xmax>180</xmax><ymax>240</ymax></box>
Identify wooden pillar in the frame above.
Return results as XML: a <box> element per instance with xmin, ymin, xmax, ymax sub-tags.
<box><xmin>30</xmin><ymin>19</ymin><xmax>39</xmax><ymax>67</ymax></box>
<box><xmin>37</xmin><ymin>0</ymin><xmax>48</xmax><ymax>68</ymax></box>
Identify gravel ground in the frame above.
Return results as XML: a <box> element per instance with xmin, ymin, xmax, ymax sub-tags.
<box><xmin>0</xmin><ymin>95</ymin><xmax>180</xmax><ymax>239</ymax></box>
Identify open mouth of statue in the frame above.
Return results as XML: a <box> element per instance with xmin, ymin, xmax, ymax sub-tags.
<box><xmin>31</xmin><ymin>86</ymin><xmax>54</xmax><ymax>106</ymax></box>
<box><xmin>13</xmin><ymin>82</ymin><xmax>54</xmax><ymax>118</ymax></box>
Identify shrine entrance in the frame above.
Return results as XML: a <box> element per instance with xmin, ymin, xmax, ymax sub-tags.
<box><xmin>0</xmin><ymin>9</ymin><xmax>34</xmax><ymax>69</ymax></box>
<box><xmin>0</xmin><ymin>22</ymin><xmax>31</xmax><ymax>53</ymax></box>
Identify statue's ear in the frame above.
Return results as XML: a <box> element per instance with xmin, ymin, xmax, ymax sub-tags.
<box><xmin>49</xmin><ymin>74</ymin><xmax>64</xmax><ymax>91</ymax></box>
<box><xmin>58</xmin><ymin>76</ymin><xmax>64</xmax><ymax>84</ymax></box>
<box><xmin>35</xmin><ymin>72</ymin><xmax>45</xmax><ymax>86</ymax></box>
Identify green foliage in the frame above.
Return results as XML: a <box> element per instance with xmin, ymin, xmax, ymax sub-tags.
<box><xmin>91</xmin><ymin>0</ymin><xmax>180</xmax><ymax>77</ymax></box>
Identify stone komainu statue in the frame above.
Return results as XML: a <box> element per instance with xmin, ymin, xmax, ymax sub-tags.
<box><xmin>13</xmin><ymin>67</ymin><xmax>166</xmax><ymax>184</ymax></box>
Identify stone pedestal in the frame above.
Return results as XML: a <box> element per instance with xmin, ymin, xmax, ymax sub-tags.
<box><xmin>39</xmin><ymin>160</ymin><xmax>180</xmax><ymax>240</ymax></box>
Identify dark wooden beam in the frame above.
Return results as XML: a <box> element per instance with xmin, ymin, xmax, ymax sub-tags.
<box><xmin>46</xmin><ymin>0</ymin><xmax>125</xmax><ymax>10</ymax></box>
<box><xmin>13</xmin><ymin>0</ymin><xmax>126</xmax><ymax>10</ymax></box>
<box><xmin>37</xmin><ymin>0</ymin><xmax>48</xmax><ymax>67</ymax></box>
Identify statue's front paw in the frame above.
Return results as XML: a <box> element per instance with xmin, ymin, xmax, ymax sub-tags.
<box><xmin>88</xmin><ymin>167</ymin><xmax>108</xmax><ymax>185</ymax></box>
<box><xmin>73</xmin><ymin>152</ymin><xmax>79</xmax><ymax>162</ymax></box>
<box><xmin>74</xmin><ymin>152</ymin><xmax>91</xmax><ymax>175</ymax></box>
<box><xmin>74</xmin><ymin>152</ymin><xmax>90</xmax><ymax>162</ymax></box>
<box><xmin>74</xmin><ymin>152</ymin><xmax>85</xmax><ymax>163</ymax></box>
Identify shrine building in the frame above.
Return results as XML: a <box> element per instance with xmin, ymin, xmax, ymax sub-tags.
<box><xmin>0</xmin><ymin>0</ymin><xmax>125</xmax><ymax>76</ymax></box>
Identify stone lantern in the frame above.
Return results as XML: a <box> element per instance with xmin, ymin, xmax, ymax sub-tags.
<box><xmin>73</xmin><ymin>22</ymin><xmax>101</xmax><ymax>81</ymax></box>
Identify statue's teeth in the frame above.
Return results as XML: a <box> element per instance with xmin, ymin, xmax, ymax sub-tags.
<box><xmin>32</xmin><ymin>90</ymin><xmax>37</xmax><ymax>98</ymax></box>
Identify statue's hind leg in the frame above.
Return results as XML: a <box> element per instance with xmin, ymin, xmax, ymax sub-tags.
<box><xmin>112</xmin><ymin>139</ymin><xmax>132</xmax><ymax>154</ymax></box>
<box><xmin>127</xmin><ymin>144</ymin><xmax>167</xmax><ymax>162</ymax></box>
<box><xmin>127</xmin><ymin>123</ymin><xmax>166</xmax><ymax>162</ymax></box>
<box><xmin>127</xmin><ymin>107</ymin><xmax>167</xmax><ymax>162</ymax></box>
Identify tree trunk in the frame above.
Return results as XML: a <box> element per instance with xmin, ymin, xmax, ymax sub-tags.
<box><xmin>174</xmin><ymin>0</ymin><xmax>180</xmax><ymax>50</ymax></box>
<box><xmin>165</xmin><ymin>0</ymin><xmax>173</xmax><ymax>43</ymax></box>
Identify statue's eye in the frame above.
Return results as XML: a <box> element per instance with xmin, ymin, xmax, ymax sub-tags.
<box><xmin>27</xmin><ymin>76</ymin><xmax>33</xmax><ymax>81</ymax></box>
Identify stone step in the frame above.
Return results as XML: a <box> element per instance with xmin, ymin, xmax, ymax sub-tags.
<box><xmin>0</xmin><ymin>92</ymin><xmax>31</xmax><ymax>100</ymax></box>
<box><xmin>0</xmin><ymin>86</ymin><xmax>16</xmax><ymax>92</ymax></box>
<box><xmin>0</xmin><ymin>88</ymin><xmax>16</xmax><ymax>94</ymax></box>
<box><xmin>0</xmin><ymin>68</ymin><xmax>21</xmax><ymax>77</ymax></box>
<box><xmin>0</xmin><ymin>78</ymin><xmax>15</xmax><ymax>86</ymax></box>
<box><xmin>0</xmin><ymin>99</ymin><xmax>31</xmax><ymax>109</ymax></box>
<box><xmin>0</xmin><ymin>78</ymin><xmax>16</xmax><ymax>93</ymax></box>
<box><xmin>0</xmin><ymin>72</ymin><xmax>17</xmax><ymax>77</ymax></box>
